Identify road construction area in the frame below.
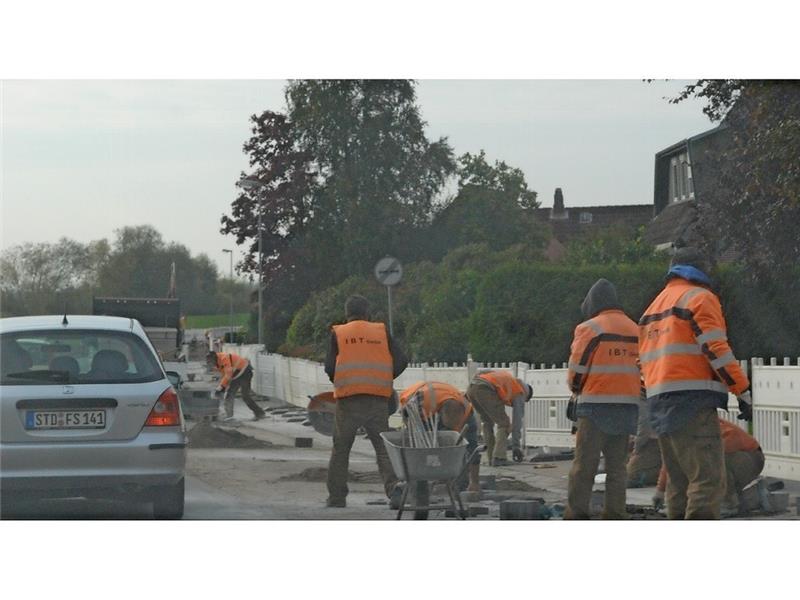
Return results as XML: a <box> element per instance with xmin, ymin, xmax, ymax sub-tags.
<box><xmin>5</xmin><ymin>361</ymin><xmax>798</xmax><ymax>521</ymax></box>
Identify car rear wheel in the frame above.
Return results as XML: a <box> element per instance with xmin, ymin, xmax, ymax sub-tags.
<box><xmin>152</xmin><ymin>478</ymin><xmax>184</xmax><ymax>519</ymax></box>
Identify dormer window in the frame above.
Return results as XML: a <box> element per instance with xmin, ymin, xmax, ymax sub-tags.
<box><xmin>668</xmin><ymin>152</ymin><xmax>694</xmax><ymax>203</ymax></box>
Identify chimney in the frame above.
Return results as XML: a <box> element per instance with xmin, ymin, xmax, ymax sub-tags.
<box><xmin>551</xmin><ymin>188</ymin><xmax>567</xmax><ymax>219</ymax></box>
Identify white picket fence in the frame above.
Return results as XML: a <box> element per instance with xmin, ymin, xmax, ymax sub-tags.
<box><xmin>223</xmin><ymin>344</ymin><xmax>800</xmax><ymax>481</ymax></box>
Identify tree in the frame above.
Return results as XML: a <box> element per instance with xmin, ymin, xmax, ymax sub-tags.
<box><xmin>97</xmin><ymin>225</ymin><xmax>220</xmax><ymax>314</ymax></box>
<box><xmin>0</xmin><ymin>238</ymin><xmax>105</xmax><ymax>316</ymax></box>
<box><xmin>457</xmin><ymin>150</ymin><xmax>538</xmax><ymax>209</ymax></box>
<box><xmin>563</xmin><ymin>226</ymin><xmax>660</xmax><ymax>267</ymax></box>
<box><xmin>426</xmin><ymin>151</ymin><xmax>545</xmax><ymax>259</ymax></box>
<box><xmin>670</xmin><ymin>80</ymin><xmax>800</xmax><ymax>275</ymax></box>
<box><xmin>221</xmin><ymin>80</ymin><xmax>456</xmax><ymax>349</ymax></box>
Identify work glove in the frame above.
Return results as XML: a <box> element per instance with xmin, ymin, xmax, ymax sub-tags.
<box><xmin>737</xmin><ymin>390</ymin><xmax>753</xmax><ymax>422</ymax></box>
<box><xmin>652</xmin><ymin>489</ymin><xmax>665</xmax><ymax>511</ymax></box>
<box><xmin>512</xmin><ymin>448</ymin><xmax>524</xmax><ymax>463</ymax></box>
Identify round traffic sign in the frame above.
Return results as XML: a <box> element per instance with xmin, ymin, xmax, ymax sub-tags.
<box><xmin>374</xmin><ymin>256</ymin><xmax>403</xmax><ymax>286</ymax></box>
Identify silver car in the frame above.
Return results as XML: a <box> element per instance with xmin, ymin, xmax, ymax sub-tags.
<box><xmin>0</xmin><ymin>315</ymin><xmax>186</xmax><ymax>518</ymax></box>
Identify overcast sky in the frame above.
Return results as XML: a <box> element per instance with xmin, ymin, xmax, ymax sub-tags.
<box><xmin>1</xmin><ymin>80</ymin><xmax>712</xmax><ymax>274</ymax></box>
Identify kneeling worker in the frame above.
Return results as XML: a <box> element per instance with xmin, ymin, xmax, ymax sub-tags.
<box><xmin>465</xmin><ymin>370</ymin><xmax>532</xmax><ymax>466</ymax></box>
<box><xmin>653</xmin><ymin>418</ymin><xmax>765</xmax><ymax>514</ymax></box>
<box><xmin>399</xmin><ymin>381</ymin><xmax>481</xmax><ymax>492</ymax></box>
<box><xmin>565</xmin><ymin>279</ymin><xmax>641</xmax><ymax>520</ymax></box>
<box><xmin>206</xmin><ymin>351</ymin><xmax>265</xmax><ymax>421</ymax></box>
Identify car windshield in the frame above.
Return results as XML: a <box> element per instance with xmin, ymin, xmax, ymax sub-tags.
<box><xmin>1</xmin><ymin>329</ymin><xmax>162</xmax><ymax>385</ymax></box>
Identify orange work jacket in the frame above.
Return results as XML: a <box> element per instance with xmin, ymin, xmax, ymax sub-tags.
<box><xmin>475</xmin><ymin>370</ymin><xmax>526</xmax><ymax>406</ymax></box>
<box><xmin>639</xmin><ymin>279</ymin><xmax>749</xmax><ymax>399</ymax></box>
<box><xmin>399</xmin><ymin>381</ymin><xmax>473</xmax><ymax>431</ymax></box>
<box><xmin>214</xmin><ymin>352</ymin><xmax>249</xmax><ymax>388</ymax></box>
<box><xmin>332</xmin><ymin>320</ymin><xmax>394</xmax><ymax>399</ymax></box>
<box><xmin>720</xmin><ymin>419</ymin><xmax>760</xmax><ymax>453</ymax></box>
<box><xmin>567</xmin><ymin>309</ymin><xmax>641</xmax><ymax>404</ymax></box>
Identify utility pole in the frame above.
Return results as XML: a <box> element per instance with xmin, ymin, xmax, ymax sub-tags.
<box><xmin>222</xmin><ymin>249</ymin><xmax>234</xmax><ymax>343</ymax></box>
<box><xmin>237</xmin><ymin>175</ymin><xmax>266</xmax><ymax>349</ymax></box>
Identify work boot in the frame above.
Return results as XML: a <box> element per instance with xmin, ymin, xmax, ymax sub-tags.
<box><xmin>491</xmin><ymin>458</ymin><xmax>512</xmax><ymax>467</ymax></box>
<box><xmin>325</xmin><ymin>497</ymin><xmax>346</xmax><ymax>508</ymax></box>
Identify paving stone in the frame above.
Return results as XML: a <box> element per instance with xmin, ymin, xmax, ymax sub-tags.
<box><xmin>294</xmin><ymin>437</ymin><xmax>313</xmax><ymax>448</ymax></box>
<box><xmin>499</xmin><ymin>500</ymin><xmax>540</xmax><ymax>520</ymax></box>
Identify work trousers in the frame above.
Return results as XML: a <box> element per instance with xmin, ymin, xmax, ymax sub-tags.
<box><xmin>224</xmin><ymin>367</ymin><xmax>265</xmax><ymax>418</ymax></box>
<box><xmin>466</xmin><ymin>383</ymin><xmax>510</xmax><ymax>462</ymax></box>
<box><xmin>565</xmin><ymin>416</ymin><xmax>629</xmax><ymax>520</ymax></box>
<box><xmin>725</xmin><ymin>448</ymin><xmax>765</xmax><ymax>507</ymax></box>
<box><xmin>626</xmin><ymin>438</ymin><xmax>662</xmax><ymax>487</ymax></box>
<box><xmin>658</xmin><ymin>407</ymin><xmax>725</xmax><ymax>520</ymax></box>
<box><xmin>326</xmin><ymin>395</ymin><xmax>398</xmax><ymax>502</ymax></box>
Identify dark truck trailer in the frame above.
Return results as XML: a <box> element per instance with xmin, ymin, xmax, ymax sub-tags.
<box><xmin>92</xmin><ymin>297</ymin><xmax>183</xmax><ymax>359</ymax></box>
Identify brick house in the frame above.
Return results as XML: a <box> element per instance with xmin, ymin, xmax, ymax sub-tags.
<box><xmin>535</xmin><ymin>188</ymin><xmax>654</xmax><ymax>260</ymax></box>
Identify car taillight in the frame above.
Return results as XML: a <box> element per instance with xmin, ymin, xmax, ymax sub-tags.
<box><xmin>145</xmin><ymin>387</ymin><xmax>181</xmax><ymax>427</ymax></box>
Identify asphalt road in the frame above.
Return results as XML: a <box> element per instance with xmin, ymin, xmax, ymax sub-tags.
<box><xmin>0</xmin><ymin>475</ymin><xmax>278</xmax><ymax>520</ymax></box>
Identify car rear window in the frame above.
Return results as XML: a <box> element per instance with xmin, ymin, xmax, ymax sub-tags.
<box><xmin>1</xmin><ymin>329</ymin><xmax>163</xmax><ymax>385</ymax></box>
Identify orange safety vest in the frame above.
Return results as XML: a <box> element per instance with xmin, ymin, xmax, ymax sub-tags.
<box><xmin>639</xmin><ymin>278</ymin><xmax>749</xmax><ymax>399</ymax></box>
<box><xmin>398</xmin><ymin>381</ymin><xmax>473</xmax><ymax>430</ymax></box>
<box><xmin>332</xmin><ymin>320</ymin><xmax>394</xmax><ymax>399</ymax></box>
<box><xmin>215</xmin><ymin>352</ymin><xmax>249</xmax><ymax>388</ymax></box>
<box><xmin>475</xmin><ymin>370</ymin><xmax>526</xmax><ymax>406</ymax></box>
<box><xmin>567</xmin><ymin>309</ymin><xmax>641</xmax><ymax>404</ymax></box>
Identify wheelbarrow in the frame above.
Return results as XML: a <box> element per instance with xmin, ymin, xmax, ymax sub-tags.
<box><xmin>380</xmin><ymin>430</ymin><xmax>469</xmax><ymax>520</ymax></box>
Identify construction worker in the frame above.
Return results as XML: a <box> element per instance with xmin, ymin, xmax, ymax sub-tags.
<box><xmin>639</xmin><ymin>247</ymin><xmax>752</xmax><ymax>520</ymax></box>
<box><xmin>465</xmin><ymin>370</ymin><xmax>532</xmax><ymax>466</ymax></box>
<box><xmin>206</xmin><ymin>350</ymin><xmax>265</xmax><ymax>421</ymax></box>
<box><xmin>565</xmin><ymin>279</ymin><xmax>641</xmax><ymax>520</ymax></box>
<box><xmin>324</xmin><ymin>295</ymin><xmax>408</xmax><ymax>508</ymax></box>
<box><xmin>653</xmin><ymin>418</ymin><xmax>765</xmax><ymax>516</ymax></box>
<box><xmin>399</xmin><ymin>381</ymin><xmax>482</xmax><ymax>492</ymax></box>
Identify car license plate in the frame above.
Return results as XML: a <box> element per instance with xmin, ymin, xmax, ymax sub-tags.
<box><xmin>25</xmin><ymin>410</ymin><xmax>106</xmax><ymax>430</ymax></box>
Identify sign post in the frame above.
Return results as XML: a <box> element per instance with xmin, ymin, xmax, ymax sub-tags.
<box><xmin>374</xmin><ymin>256</ymin><xmax>403</xmax><ymax>336</ymax></box>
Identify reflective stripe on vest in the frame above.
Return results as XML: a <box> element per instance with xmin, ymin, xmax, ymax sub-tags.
<box><xmin>332</xmin><ymin>321</ymin><xmax>393</xmax><ymax>399</ymax></box>
<box><xmin>571</xmin><ymin>310</ymin><xmax>641</xmax><ymax>406</ymax></box>
<box><xmin>638</xmin><ymin>280</ymin><xmax>748</xmax><ymax>398</ymax></box>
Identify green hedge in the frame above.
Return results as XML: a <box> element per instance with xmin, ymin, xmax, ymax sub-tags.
<box><xmin>282</xmin><ymin>249</ymin><xmax>800</xmax><ymax>365</ymax></box>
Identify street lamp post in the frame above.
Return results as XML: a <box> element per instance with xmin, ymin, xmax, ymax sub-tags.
<box><xmin>222</xmin><ymin>249</ymin><xmax>234</xmax><ymax>343</ymax></box>
<box><xmin>237</xmin><ymin>175</ymin><xmax>267</xmax><ymax>349</ymax></box>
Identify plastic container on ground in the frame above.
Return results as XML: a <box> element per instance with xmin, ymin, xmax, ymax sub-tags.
<box><xmin>179</xmin><ymin>384</ymin><xmax>220</xmax><ymax>420</ymax></box>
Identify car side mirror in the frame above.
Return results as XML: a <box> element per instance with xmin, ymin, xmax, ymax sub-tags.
<box><xmin>165</xmin><ymin>370</ymin><xmax>182</xmax><ymax>390</ymax></box>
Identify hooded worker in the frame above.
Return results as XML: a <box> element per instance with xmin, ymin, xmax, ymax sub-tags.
<box><xmin>639</xmin><ymin>247</ymin><xmax>751</xmax><ymax>520</ymax></box>
<box><xmin>565</xmin><ymin>279</ymin><xmax>641</xmax><ymax>519</ymax></box>
<box><xmin>465</xmin><ymin>370</ymin><xmax>532</xmax><ymax>466</ymax></box>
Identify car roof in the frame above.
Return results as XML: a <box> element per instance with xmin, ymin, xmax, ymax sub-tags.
<box><xmin>0</xmin><ymin>315</ymin><xmax>145</xmax><ymax>336</ymax></box>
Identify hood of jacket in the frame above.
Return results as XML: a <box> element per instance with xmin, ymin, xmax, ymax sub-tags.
<box><xmin>581</xmin><ymin>278</ymin><xmax>622</xmax><ymax>319</ymax></box>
